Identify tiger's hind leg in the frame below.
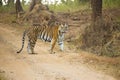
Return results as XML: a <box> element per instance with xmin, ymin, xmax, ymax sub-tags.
<box><xmin>27</xmin><ymin>37</ymin><xmax>37</xmax><ymax>54</ymax></box>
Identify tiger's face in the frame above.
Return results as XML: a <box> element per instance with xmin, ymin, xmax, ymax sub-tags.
<box><xmin>59</xmin><ymin>23</ymin><xmax>68</xmax><ymax>34</ymax></box>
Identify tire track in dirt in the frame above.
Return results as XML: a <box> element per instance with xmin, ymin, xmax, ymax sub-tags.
<box><xmin>0</xmin><ymin>23</ymin><xmax>116</xmax><ymax>80</ymax></box>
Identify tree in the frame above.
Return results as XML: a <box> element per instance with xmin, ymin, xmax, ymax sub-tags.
<box><xmin>15</xmin><ymin>0</ymin><xmax>24</xmax><ymax>18</ymax></box>
<box><xmin>22</xmin><ymin>0</ymin><xmax>49</xmax><ymax>23</ymax></box>
<box><xmin>0</xmin><ymin>0</ymin><xmax>2</xmax><ymax>6</ymax></box>
<box><xmin>7</xmin><ymin>0</ymin><xmax>14</xmax><ymax>6</ymax></box>
<box><xmin>15</xmin><ymin>0</ymin><xmax>24</xmax><ymax>13</ymax></box>
<box><xmin>29</xmin><ymin>0</ymin><xmax>41</xmax><ymax>12</ymax></box>
<box><xmin>81</xmin><ymin>0</ymin><xmax>103</xmax><ymax>55</ymax></box>
<box><xmin>91</xmin><ymin>0</ymin><xmax>102</xmax><ymax>22</ymax></box>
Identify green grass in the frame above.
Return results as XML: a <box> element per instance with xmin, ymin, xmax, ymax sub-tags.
<box><xmin>0</xmin><ymin>5</ymin><xmax>15</xmax><ymax>13</ymax></box>
<box><xmin>49</xmin><ymin>2</ymin><xmax>90</xmax><ymax>12</ymax></box>
<box><xmin>0</xmin><ymin>4</ymin><xmax>29</xmax><ymax>13</ymax></box>
<box><xmin>0</xmin><ymin>13</ymin><xmax>16</xmax><ymax>24</ymax></box>
<box><xmin>103</xmin><ymin>0</ymin><xmax>120</xmax><ymax>9</ymax></box>
<box><xmin>49</xmin><ymin>0</ymin><xmax>120</xmax><ymax>12</ymax></box>
<box><xmin>0</xmin><ymin>0</ymin><xmax>120</xmax><ymax>13</ymax></box>
<box><xmin>22</xmin><ymin>4</ymin><xmax>30</xmax><ymax>11</ymax></box>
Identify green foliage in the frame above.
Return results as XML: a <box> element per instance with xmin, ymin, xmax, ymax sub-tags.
<box><xmin>21</xmin><ymin>1</ymin><xmax>30</xmax><ymax>11</ymax></box>
<box><xmin>0</xmin><ymin>5</ymin><xmax>15</xmax><ymax>13</ymax></box>
<box><xmin>21</xmin><ymin>4</ymin><xmax>29</xmax><ymax>11</ymax></box>
<box><xmin>0</xmin><ymin>0</ymin><xmax>120</xmax><ymax>13</ymax></box>
<box><xmin>49</xmin><ymin>0</ymin><xmax>120</xmax><ymax>12</ymax></box>
<box><xmin>103</xmin><ymin>0</ymin><xmax>120</xmax><ymax>8</ymax></box>
<box><xmin>49</xmin><ymin>1</ymin><xmax>90</xmax><ymax>12</ymax></box>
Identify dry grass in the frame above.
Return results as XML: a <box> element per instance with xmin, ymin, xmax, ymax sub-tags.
<box><xmin>81</xmin><ymin>13</ymin><xmax>120</xmax><ymax>57</ymax></box>
<box><xmin>0</xmin><ymin>13</ymin><xmax>16</xmax><ymax>24</ymax></box>
<box><xmin>0</xmin><ymin>73</ymin><xmax>6</xmax><ymax>80</ymax></box>
<box><xmin>64</xmin><ymin>9</ymin><xmax>120</xmax><ymax>80</ymax></box>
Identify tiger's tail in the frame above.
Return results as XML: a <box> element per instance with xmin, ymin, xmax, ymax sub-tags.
<box><xmin>17</xmin><ymin>31</ymin><xmax>26</xmax><ymax>53</ymax></box>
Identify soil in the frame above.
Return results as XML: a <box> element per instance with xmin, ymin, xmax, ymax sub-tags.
<box><xmin>0</xmin><ymin>22</ymin><xmax>117</xmax><ymax>80</ymax></box>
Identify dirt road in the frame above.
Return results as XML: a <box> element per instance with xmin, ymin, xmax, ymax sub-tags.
<box><xmin>0</xmin><ymin>23</ymin><xmax>116</xmax><ymax>80</ymax></box>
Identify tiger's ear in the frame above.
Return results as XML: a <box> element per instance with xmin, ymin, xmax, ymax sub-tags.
<box><xmin>58</xmin><ymin>24</ymin><xmax>63</xmax><ymax>30</ymax></box>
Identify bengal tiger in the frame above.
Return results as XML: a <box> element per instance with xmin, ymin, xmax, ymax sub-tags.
<box><xmin>17</xmin><ymin>21</ymin><xmax>68</xmax><ymax>54</ymax></box>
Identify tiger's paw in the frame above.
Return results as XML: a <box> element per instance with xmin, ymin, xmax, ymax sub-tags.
<box><xmin>50</xmin><ymin>51</ymin><xmax>55</xmax><ymax>54</ymax></box>
<box><xmin>29</xmin><ymin>52</ymin><xmax>38</xmax><ymax>55</ymax></box>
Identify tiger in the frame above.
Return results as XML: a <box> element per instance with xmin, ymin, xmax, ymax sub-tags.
<box><xmin>17</xmin><ymin>21</ymin><xmax>68</xmax><ymax>54</ymax></box>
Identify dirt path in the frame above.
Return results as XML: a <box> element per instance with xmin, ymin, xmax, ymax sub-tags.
<box><xmin>0</xmin><ymin>23</ymin><xmax>116</xmax><ymax>80</ymax></box>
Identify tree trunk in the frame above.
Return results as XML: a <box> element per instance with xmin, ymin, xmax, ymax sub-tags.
<box><xmin>81</xmin><ymin>0</ymin><xmax>103</xmax><ymax>55</ymax></box>
<box><xmin>91</xmin><ymin>0</ymin><xmax>102</xmax><ymax>22</ymax></box>
<box><xmin>0</xmin><ymin>0</ymin><xmax>2</xmax><ymax>6</ymax></box>
<box><xmin>29</xmin><ymin>0</ymin><xmax>41</xmax><ymax>12</ymax></box>
<box><xmin>7</xmin><ymin>0</ymin><xmax>14</xmax><ymax>6</ymax></box>
<box><xmin>15</xmin><ymin>0</ymin><xmax>24</xmax><ymax>18</ymax></box>
<box><xmin>16</xmin><ymin>0</ymin><xmax>24</xmax><ymax>13</ymax></box>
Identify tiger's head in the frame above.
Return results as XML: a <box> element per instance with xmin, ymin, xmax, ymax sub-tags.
<box><xmin>58</xmin><ymin>23</ymin><xmax>68</xmax><ymax>34</ymax></box>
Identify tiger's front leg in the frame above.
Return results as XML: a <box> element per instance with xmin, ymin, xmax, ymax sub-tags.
<box><xmin>58</xmin><ymin>41</ymin><xmax>64</xmax><ymax>51</ymax></box>
<box><xmin>58</xmin><ymin>33</ymin><xmax>64</xmax><ymax>51</ymax></box>
<box><xmin>27</xmin><ymin>41</ymin><xmax>32</xmax><ymax>53</ymax></box>
<box><xmin>50</xmin><ymin>39</ymin><xmax>57</xmax><ymax>54</ymax></box>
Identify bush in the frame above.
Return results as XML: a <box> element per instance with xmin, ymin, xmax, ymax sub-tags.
<box><xmin>81</xmin><ymin>14</ymin><xmax>120</xmax><ymax>57</ymax></box>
